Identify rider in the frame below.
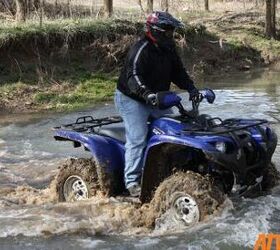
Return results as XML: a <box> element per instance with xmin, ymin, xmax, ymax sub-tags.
<box><xmin>114</xmin><ymin>11</ymin><xmax>200</xmax><ymax>197</ymax></box>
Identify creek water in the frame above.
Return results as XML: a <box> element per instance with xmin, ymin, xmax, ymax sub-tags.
<box><xmin>0</xmin><ymin>69</ymin><xmax>279</xmax><ymax>249</ymax></box>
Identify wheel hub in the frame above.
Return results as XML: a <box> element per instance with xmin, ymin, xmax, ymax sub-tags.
<box><xmin>172</xmin><ymin>193</ymin><xmax>200</xmax><ymax>226</ymax></box>
<box><xmin>63</xmin><ymin>175</ymin><xmax>89</xmax><ymax>202</ymax></box>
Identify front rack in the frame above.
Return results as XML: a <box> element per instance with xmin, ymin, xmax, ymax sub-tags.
<box><xmin>53</xmin><ymin>115</ymin><xmax>123</xmax><ymax>132</ymax></box>
<box><xmin>183</xmin><ymin>118</ymin><xmax>268</xmax><ymax>135</ymax></box>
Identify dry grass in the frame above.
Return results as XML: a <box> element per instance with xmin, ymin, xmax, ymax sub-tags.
<box><xmin>44</xmin><ymin>0</ymin><xmax>270</xmax><ymax>15</ymax></box>
<box><xmin>1</xmin><ymin>0</ymin><xmax>277</xmax><ymax>24</ymax></box>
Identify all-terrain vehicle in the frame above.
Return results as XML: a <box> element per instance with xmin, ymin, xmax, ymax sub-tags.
<box><xmin>53</xmin><ymin>89</ymin><xmax>278</xmax><ymax>227</ymax></box>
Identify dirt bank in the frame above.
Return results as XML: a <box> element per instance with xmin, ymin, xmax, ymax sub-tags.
<box><xmin>0</xmin><ymin>12</ymin><xmax>279</xmax><ymax>113</ymax></box>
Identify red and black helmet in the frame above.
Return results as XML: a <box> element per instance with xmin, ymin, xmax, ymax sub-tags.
<box><xmin>145</xmin><ymin>11</ymin><xmax>184</xmax><ymax>47</ymax></box>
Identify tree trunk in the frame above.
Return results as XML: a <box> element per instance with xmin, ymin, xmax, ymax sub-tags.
<box><xmin>265</xmin><ymin>0</ymin><xmax>272</xmax><ymax>37</ymax></box>
<box><xmin>161</xmin><ymin>0</ymin><xmax>168</xmax><ymax>11</ymax></box>
<box><xmin>255</xmin><ymin>0</ymin><xmax>258</xmax><ymax>7</ymax></box>
<box><xmin>271</xmin><ymin>0</ymin><xmax>276</xmax><ymax>36</ymax></box>
<box><xmin>15</xmin><ymin>0</ymin><xmax>26</xmax><ymax>22</ymax></box>
<box><xmin>39</xmin><ymin>0</ymin><xmax>44</xmax><ymax>27</ymax></box>
<box><xmin>265</xmin><ymin>0</ymin><xmax>276</xmax><ymax>38</ymax></box>
<box><xmin>103</xmin><ymin>0</ymin><xmax>113</xmax><ymax>18</ymax></box>
<box><xmin>147</xmin><ymin>0</ymin><xmax>153</xmax><ymax>13</ymax></box>
<box><xmin>67</xmin><ymin>0</ymin><xmax>72</xmax><ymax>18</ymax></box>
<box><xmin>204</xmin><ymin>0</ymin><xmax>209</xmax><ymax>11</ymax></box>
<box><xmin>33</xmin><ymin>0</ymin><xmax>40</xmax><ymax>9</ymax></box>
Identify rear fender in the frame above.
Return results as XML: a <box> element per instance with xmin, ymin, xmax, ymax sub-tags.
<box><xmin>54</xmin><ymin>129</ymin><xmax>125</xmax><ymax>173</ymax></box>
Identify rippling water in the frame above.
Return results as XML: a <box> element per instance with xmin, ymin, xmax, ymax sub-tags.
<box><xmin>0</xmin><ymin>69</ymin><xmax>279</xmax><ymax>249</ymax></box>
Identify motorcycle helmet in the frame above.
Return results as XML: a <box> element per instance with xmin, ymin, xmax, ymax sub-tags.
<box><xmin>145</xmin><ymin>11</ymin><xmax>184</xmax><ymax>50</ymax></box>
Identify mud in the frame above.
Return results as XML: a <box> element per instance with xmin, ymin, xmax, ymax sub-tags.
<box><xmin>0</xmin><ymin>155</ymin><xmax>277</xmax><ymax>236</ymax></box>
<box><xmin>262</xmin><ymin>162</ymin><xmax>280</xmax><ymax>191</ymax></box>
<box><xmin>54</xmin><ymin>158</ymin><xmax>100</xmax><ymax>201</ymax></box>
<box><xmin>143</xmin><ymin>171</ymin><xmax>226</xmax><ymax>228</ymax></box>
<box><xmin>0</xmin><ymin>160</ymin><xmax>277</xmax><ymax>237</ymax></box>
<box><xmin>0</xmin><ymin>180</ymin><xmax>58</xmax><ymax>207</ymax></box>
<box><xmin>0</xmin><ymin>170</ymin><xmax>227</xmax><ymax>236</ymax></box>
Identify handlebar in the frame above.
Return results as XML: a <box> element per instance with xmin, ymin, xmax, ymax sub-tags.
<box><xmin>176</xmin><ymin>88</ymin><xmax>215</xmax><ymax>118</ymax></box>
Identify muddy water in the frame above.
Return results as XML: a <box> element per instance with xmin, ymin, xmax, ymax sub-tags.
<box><xmin>0</xmin><ymin>69</ymin><xmax>280</xmax><ymax>249</ymax></box>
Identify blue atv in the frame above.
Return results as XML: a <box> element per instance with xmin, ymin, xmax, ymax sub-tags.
<box><xmin>53</xmin><ymin>89</ymin><xmax>278</xmax><ymax>226</ymax></box>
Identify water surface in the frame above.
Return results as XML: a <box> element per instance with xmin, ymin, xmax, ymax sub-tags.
<box><xmin>0</xmin><ymin>69</ymin><xmax>279</xmax><ymax>249</ymax></box>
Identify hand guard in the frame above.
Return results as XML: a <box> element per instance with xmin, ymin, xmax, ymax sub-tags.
<box><xmin>156</xmin><ymin>91</ymin><xmax>182</xmax><ymax>109</ymax></box>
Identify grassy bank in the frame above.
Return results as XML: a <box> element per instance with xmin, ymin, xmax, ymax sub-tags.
<box><xmin>0</xmin><ymin>73</ymin><xmax>116</xmax><ymax>112</ymax></box>
<box><xmin>0</xmin><ymin>12</ymin><xmax>279</xmax><ymax>113</ymax></box>
<box><xmin>0</xmin><ymin>18</ymin><xmax>138</xmax><ymax>112</ymax></box>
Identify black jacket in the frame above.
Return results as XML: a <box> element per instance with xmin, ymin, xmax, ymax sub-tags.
<box><xmin>117</xmin><ymin>36</ymin><xmax>196</xmax><ymax>102</ymax></box>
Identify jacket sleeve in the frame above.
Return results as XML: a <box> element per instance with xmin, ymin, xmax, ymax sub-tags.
<box><xmin>126</xmin><ymin>41</ymin><xmax>152</xmax><ymax>98</ymax></box>
<box><xmin>171</xmin><ymin>52</ymin><xmax>196</xmax><ymax>93</ymax></box>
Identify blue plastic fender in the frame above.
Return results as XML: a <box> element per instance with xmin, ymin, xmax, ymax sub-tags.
<box><xmin>54</xmin><ymin>129</ymin><xmax>125</xmax><ymax>173</ymax></box>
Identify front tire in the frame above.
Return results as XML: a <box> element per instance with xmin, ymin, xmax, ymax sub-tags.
<box><xmin>262</xmin><ymin>162</ymin><xmax>280</xmax><ymax>190</ymax></box>
<box><xmin>150</xmin><ymin>171</ymin><xmax>225</xmax><ymax>227</ymax></box>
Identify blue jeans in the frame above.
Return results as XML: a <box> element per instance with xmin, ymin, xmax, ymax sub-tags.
<box><xmin>114</xmin><ymin>90</ymin><xmax>172</xmax><ymax>189</ymax></box>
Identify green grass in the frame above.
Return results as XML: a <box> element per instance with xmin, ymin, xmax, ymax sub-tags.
<box><xmin>33</xmin><ymin>73</ymin><xmax>117</xmax><ymax>111</ymax></box>
<box><xmin>0</xmin><ymin>18</ymin><xmax>143</xmax><ymax>47</ymax></box>
<box><xmin>1</xmin><ymin>14</ymin><xmax>279</xmax><ymax>113</ymax></box>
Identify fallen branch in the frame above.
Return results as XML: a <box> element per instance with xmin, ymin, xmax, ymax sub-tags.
<box><xmin>208</xmin><ymin>38</ymin><xmax>226</xmax><ymax>49</ymax></box>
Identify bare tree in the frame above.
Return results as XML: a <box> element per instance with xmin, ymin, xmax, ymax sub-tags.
<box><xmin>103</xmin><ymin>0</ymin><xmax>113</xmax><ymax>18</ymax></box>
<box><xmin>2</xmin><ymin>0</ymin><xmax>14</xmax><ymax>16</ymax></box>
<box><xmin>271</xmin><ymin>0</ymin><xmax>276</xmax><ymax>35</ymax></box>
<box><xmin>67</xmin><ymin>0</ymin><xmax>72</xmax><ymax>18</ymax></box>
<box><xmin>161</xmin><ymin>0</ymin><xmax>169</xmax><ymax>11</ymax></box>
<box><xmin>137</xmin><ymin>0</ymin><xmax>145</xmax><ymax>13</ymax></box>
<box><xmin>15</xmin><ymin>0</ymin><xmax>26</xmax><ymax>22</ymax></box>
<box><xmin>147</xmin><ymin>0</ymin><xmax>153</xmax><ymax>13</ymax></box>
<box><xmin>265</xmin><ymin>0</ymin><xmax>276</xmax><ymax>38</ymax></box>
<box><xmin>204</xmin><ymin>0</ymin><xmax>209</xmax><ymax>11</ymax></box>
<box><xmin>39</xmin><ymin>0</ymin><xmax>44</xmax><ymax>27</ymax></box>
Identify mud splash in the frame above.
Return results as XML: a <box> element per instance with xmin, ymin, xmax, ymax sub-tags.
<box><xmin>0</xmin><ymin>170</ymin><xmax>227</xmax><ymax>237</ymax></box>
<box><xmin>143</xmin><ymin>171</ymin><xmax>226</xmax><ymax>229</ymax></box>
<box><xmin>2</xmin><ymin>157</ymin><xmax>276</xmax><ymax>238</ymax></box>
<box><xmin>0</xmin><ymin>180</ymin><xmax>58</xmax><ymax>207</ymax></box>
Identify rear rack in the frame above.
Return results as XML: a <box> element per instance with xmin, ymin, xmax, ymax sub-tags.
<box><xmin>183</xmin><ymin>118</ymin><xmax>268</xmax><ymax>135</ymax></box>
<box><xmin>53</xmin><ymin>115</ymin><xmax>123</xmax><ymax>132</ymax></box>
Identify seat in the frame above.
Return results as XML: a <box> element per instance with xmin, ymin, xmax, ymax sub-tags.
<box><xmin>97</xmin><ymin>124</ymin><xmax>126</xmax><ymax>143</ymax></box>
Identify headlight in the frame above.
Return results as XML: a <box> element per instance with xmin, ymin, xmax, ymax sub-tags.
<box><xmin>215</xmin><ymin>142</ymin><xmax>226</xmax><ymax>153</ymax></box>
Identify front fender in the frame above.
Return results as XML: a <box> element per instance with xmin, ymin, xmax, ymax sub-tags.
<box><xmin>140</xmin><ymin>134</ymin><xmax>208</xmax><ymax>203</ymax></box>
<box><xmin>144</xmin><ymin>134</ymin><xmax>210</xmax><ymax>156</ymax></box>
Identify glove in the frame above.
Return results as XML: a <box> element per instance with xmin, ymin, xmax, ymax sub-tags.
<box><xmin>189</xmin><ymin>88</ymin><xmax>202</xmax><ymax>102</ymax></box>
<box><xmin>143</xmin><ymin>92</ymin><xmax>158</xmax><ymax>106</ymax></box>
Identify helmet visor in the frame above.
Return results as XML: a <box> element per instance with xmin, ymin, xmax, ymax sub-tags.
<box><xmin>164</xmin><ymin>29</ymin><xmax>175</xmax><ymax>39</ymax></box>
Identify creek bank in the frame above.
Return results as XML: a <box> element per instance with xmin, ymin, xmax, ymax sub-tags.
<box><xmin>0</xmin><ymin>12</ymin><xmax>279</xmax><ymax>113</ymax></box>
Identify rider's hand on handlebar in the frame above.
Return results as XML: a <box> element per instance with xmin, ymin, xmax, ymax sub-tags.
<box><xmin>189</xmin><ymin>88</ymin><xmax>202</xmax><ymax>103</ymax></box>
